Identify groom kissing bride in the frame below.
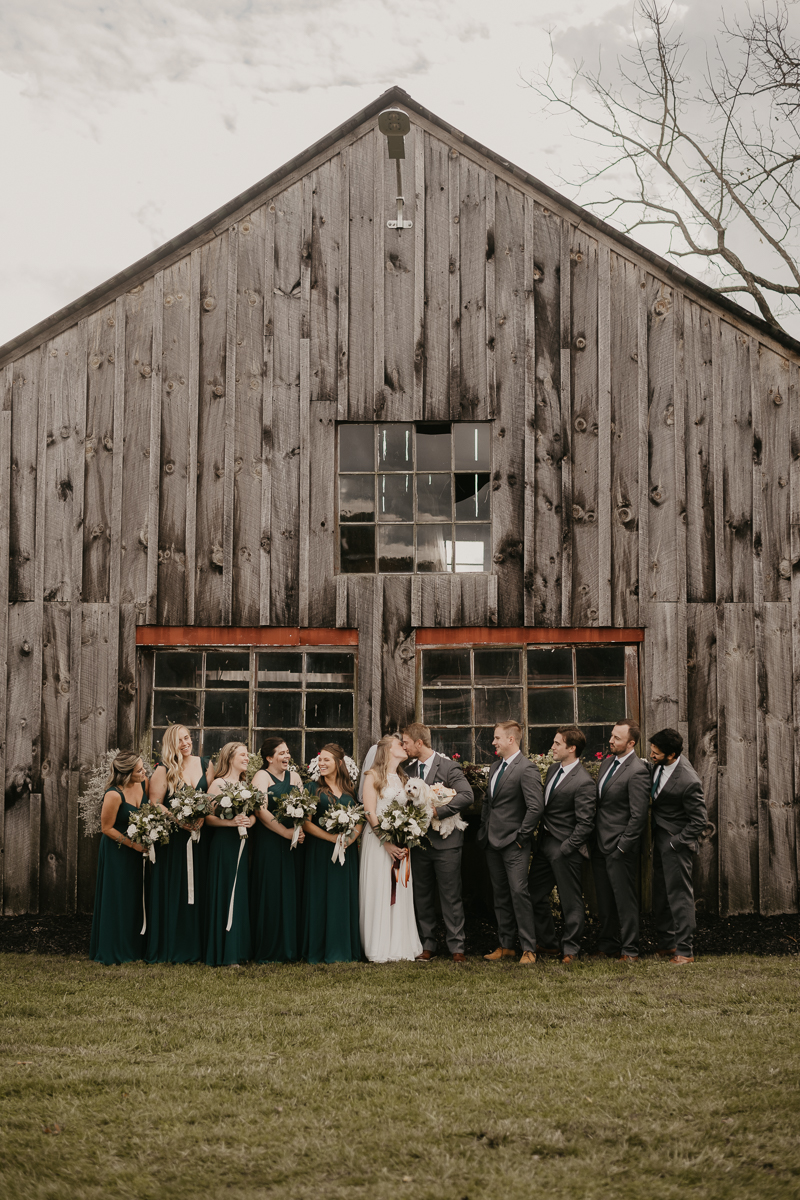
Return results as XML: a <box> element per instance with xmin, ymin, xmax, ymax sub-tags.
<box><xmin>402</xmin><ymin>724</ymin><xmax>474</xmax><ymax>964</ymax></box>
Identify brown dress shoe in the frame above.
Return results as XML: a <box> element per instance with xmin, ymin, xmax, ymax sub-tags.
<box><xmin>561</xmin><ymin>954</ymin><xmax>579</xmax><ymax>964</ymax></box>
<box><xmin>518</xmin><ymin>951</ymin><xmax>537</xmax><ymax>965</ymax></box>
<box><xmin>536</xmin><ymin>944</ymin><xmax>560</xmax><ymax>957</ymax></box>
<box><xmin>618</xmin><ymin>954</ymin><xmax>640</xmax><ymax>963</ymax></box>
<box><xmin>483</xmin><ymin>947</ymin><xmax>516</xmax><ymax>961</ymax></box>
<box><xmin>670</xmin><ymin>954</ymin><xmax>695</xmax><ymax>965</ymax></box>
<box><xmin>452</xmin><ymin>952</ymin><xmax>467</xmax><ymax>963</ymax></box>
<box><xmin>415</xmin><ymin>950</ymin><xmax>435</xmax><ymax>961</ymax></box>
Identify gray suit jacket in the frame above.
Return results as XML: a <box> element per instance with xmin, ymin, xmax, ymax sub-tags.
<box><xmin>651</xmin><ymin>756</ymin><xmax>707</xmax><ymax>851</ymax></box>
<box><xmin>541</xmin><ymin>762</ymin><xmax>596</xmax><ymax>858</ymax></box>
<box><xmin>594</xmin><ymin>753</ymin><xmax>650</xmax><ymax>856</ymax></box>
<box><xmin>477</xmin><ymin>753</ymin><xmax>544</xmax><ymax>851</ymax></box>
<box><xmin>408</xmin><ymin>753</ymin><xmax>473</xmax><ymax>851</ymax></box>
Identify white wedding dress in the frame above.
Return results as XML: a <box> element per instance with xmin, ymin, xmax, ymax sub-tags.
<box><xmin>359</xmin><ymin>773</ymin><xmax>423</xmax><ymax>963</ymax></box>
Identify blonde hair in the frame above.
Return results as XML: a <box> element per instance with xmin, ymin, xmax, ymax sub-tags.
<box><xmin>216</xmin><ymin>742</ymin><xmax>248</xmax><ymax>780</ymax></box>
<box><xmin>368</xmin><ymin>734</ymin><xmax>407</xmax><ymax>795</ymax></box>
<box><xmin>106</xmin><ymin>751</ymin><xmax>141</xmax><ymax>790</ymax></box>
<box><xmin>161</xmin><ymin>725</ymin><xmax>190</xmax><ymax>796</ymax></box>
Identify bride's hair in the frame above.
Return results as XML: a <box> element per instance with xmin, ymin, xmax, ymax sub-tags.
<box><xmin>368</xmin><ymin>734</ymin><xmax>407</xmax><ymax>795</ymax></box>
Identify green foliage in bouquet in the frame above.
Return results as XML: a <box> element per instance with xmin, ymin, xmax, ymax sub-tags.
<box><xmin>375</xmin><ymin>796</ymin><xmax>430</xmax><ymax>849</ymax></box>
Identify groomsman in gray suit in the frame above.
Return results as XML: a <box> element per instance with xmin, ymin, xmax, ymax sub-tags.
<box><xmin>401</xmin><ymin>723</ymin><xmax>474</xmax><ymax>963</ymax></box>
<box><xmin>478</xmin><ymin>721</ymin><xmax>544</xmax><ymax>965</ymax></box>
<box><xmin>649</xmin><ymin>728</ymin><xmax>707</xmax><ymax>965</ymax></box>
<box><xmin>529</xmin><ymin>726</ymin><xmax>596</xmax><ymax>963</ymax></box>
<box><xmin>592</xmin><ymin>720</ymin><xmax>650</xmax><ymax>961</ymax></box>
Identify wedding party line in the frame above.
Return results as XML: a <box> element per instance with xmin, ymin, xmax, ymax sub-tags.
<box><xmin>88</xmin><ymin>715</ymin><xmax>707</xmax><ymax>968</ymax></box>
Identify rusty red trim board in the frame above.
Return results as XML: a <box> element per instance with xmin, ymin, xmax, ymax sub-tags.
<box><xmin>415</xmin><ymin>627</ymin><xmax>644</xmax><ymax>645</ymax></box>
<box><xmin>136</xmin><ymin>627</ymin><xmax>359</xmax><ymax>647</ymax></box>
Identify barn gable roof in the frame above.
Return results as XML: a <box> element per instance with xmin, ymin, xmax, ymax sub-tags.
<box><xmin>2</xmin><ymin>84</ymin><xmax>798</xmax><ymax>365</ymax></box>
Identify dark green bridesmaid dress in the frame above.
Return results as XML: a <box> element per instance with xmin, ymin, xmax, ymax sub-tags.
<box><xmin>146</xmin><ymin>757</ymin><xmax>211</xmax><ymax>964</ymax></box>
<box><xmin>301</xmin><ymin>783</ymin><xmax>361</xmax><ymax>964</ymax></box>
<box><xmin>250</xmin><ymin>771</ymin><xmax>304</xmax><ymax>963</ymax></box>
<box><xmin>90</xmin><ymin>784</ymin><xmax>148</xmax><ymax>965</ymax></box>
<box><xmin>204</xmin><ymin>802</ymin><xmax>252</xmax><ymax>966</ymax></box>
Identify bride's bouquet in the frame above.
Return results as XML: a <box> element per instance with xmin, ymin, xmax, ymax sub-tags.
<box><xmin>126</xmin><ymin>803</ymin><xmax>172</xmax><ymax>863</ymax></box>
<box><xmin>319</xmin><ymin>800</ymin><xmax>365</xmax><ymax>865</ymax></box>
<box><xmin>213</xmin><ymin>779</ymin><xmax>264</xmax><ymax>840</ymax></box>
<box><xmin>375</xmin><ymin>791</ymin><xmax>431</xmax><ymax>905</ymax></box>
<box><xmin>167</xmin><ymin>783</ymin><xmax>213</xmax><ymax>842</ymax></box>
<box><xmin>271</xmin><ymin>786</ymin><xmax>319</xmax><ymax>849</ymax></box>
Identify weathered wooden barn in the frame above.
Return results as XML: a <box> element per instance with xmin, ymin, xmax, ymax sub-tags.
<box><xmin>1</xmin><ymin>86</ymin><xmax>798</xmax><ymax>920</ymax></box>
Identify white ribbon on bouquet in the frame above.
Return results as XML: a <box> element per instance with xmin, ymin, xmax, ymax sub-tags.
<box><xmin>331</xmin><ymin>832</ymin><xmax>348</xmax><ymax>866</ymax></box>
<box><xmin>186</xmin><ymin>829</ymin><xmax>201</xmax><ymax>906</ymax></box>
<box><xmin>290</xmin><ymin>824</ymin><xmax>302</xmax><ymax>850</ymax></box>
<box><xmin>225</xmin><ymin>838</ymin><xmax>247</xmax><ymax>932</ymax></box>
<box><xmin>140</xmin><ymin>857</ymin><xmax>148</xmax><ymax>935</ymax></box>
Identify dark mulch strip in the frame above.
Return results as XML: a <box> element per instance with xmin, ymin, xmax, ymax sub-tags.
<box><xmin>1</xmin><ymin>907</ymin><xmax>798</xmax><ymax>958</ymax></box>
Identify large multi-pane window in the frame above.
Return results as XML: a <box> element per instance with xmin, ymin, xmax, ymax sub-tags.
<box><xmin>418</xmin><ymin>643</ymin><xmax>636</xmax><ymax>762</ymax></box>
<box><xmin>338</xmin><ymin>422</ymin><xmax>492</xmax><ymax>573</ymax></box>
<box><xmin>149</xmin><ymin>648</ymin><xmax>356</xmax><ymax>763</ymax></box>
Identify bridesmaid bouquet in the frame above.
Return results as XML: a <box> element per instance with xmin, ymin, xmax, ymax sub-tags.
<box><xmin>319</xmin><ymin>801</ymin><xmax>365</xmax><ymax>865</ymax></box>
<box><xmin>213</xmin><ymin>780</ymin><xmax>264</xmax><ymax>840</ymax></box>
<box><xmin>126</xmin><ymin>804</ymin><xmax>172</xmax><ymax>863</ymax></box>
<box><xmin>271</xmin><ymin>787</ymin><xmax>318</xmax><ymax>850</ymax></box>
<box><xmin>167</xmin><ymin>784</ymin><xmax>213</xmax><ymax>842</ymax></box>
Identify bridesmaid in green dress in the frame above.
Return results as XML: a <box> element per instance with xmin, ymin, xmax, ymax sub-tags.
<box><xmin>250</xmin><ymin>737</ymin><xmax>305</xmax><ymax>963</ymax></box>
<box><xmin>90</xmin><ymin>752</ymin><xmax>149</xmax><ymax>965</ymax></box>
<box><xmin>204</xmin><ymin>742</ymin><xmax>255</xmax><ymax>966</ymax></box>
<box><xmin>301</xmin><ymin>743</ymin><xmax>363</xmax><ymax>964</ymax></box>
<box><xmin>146</xmin><ymin>724</ymin><xmax>215</xmax><ymax>964</ymax></box>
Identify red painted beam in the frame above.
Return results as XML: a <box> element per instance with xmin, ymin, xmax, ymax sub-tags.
<box><xmin>135</xmin><ymin>627</ymin><xmax>359</xmax><ymax>647</ymax></box>
<box><xmin>415</xmin><ymin>627</ymin><xmax>644</xmax><ymax>645</ymax></box>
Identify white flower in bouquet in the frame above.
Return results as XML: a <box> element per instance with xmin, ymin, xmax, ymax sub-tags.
<box><xmin>127</xmin><ymin>824</ymin><xmax>137</xmax><ymax>838</ymax></box>
<box><xmin>219</xmin><ymin>798</ymin><xmax>232</xmax><ymax>809</ymax></box>
<box><xmin>271</xmin><ymin>786</ymin><xmax>319</xmax><ymax>849</ymax></box>
<box><xmin>126</xmin><ymin>804</ymin><xmax>172</xmax><ymax>862</ymax></box>
<box><xmin>319</xmin><ymin>800</ymin><xmax>365</xmax><ymax>865</ymax></box>
<box><xmin>213</xmin><ymin>779</ymin><xmax>264</xmax><ymax>839</ymax></box>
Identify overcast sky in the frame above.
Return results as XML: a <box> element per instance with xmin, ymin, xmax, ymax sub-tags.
<box><xmin>0</xmin><ymin>0</ymin><xmax>790</xmax><ymax>348</ymax></box>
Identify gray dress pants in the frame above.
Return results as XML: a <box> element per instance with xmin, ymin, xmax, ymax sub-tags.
<box><xmin>652</xmin><ymin>828</ymin><xmax>697</xmax><ymax>956</ymax></box>
<box><xmin>591</xmin><ymin>847</ymin><xmax>640</xmax><ymax>958</ymax></box>
<box><xmin>485</xmin><ymin>840</ymin><xmax>536</xmax><ymax>954</ymax></box>
<box><xmin>529</xmin><ymin>834</ymin><xmax>586</xmax><ymax>956</ymax></box>
<box><xmin>411</xmin><ymin>844</ymin><xmax>465</xmax><ymax>955</ymax></box>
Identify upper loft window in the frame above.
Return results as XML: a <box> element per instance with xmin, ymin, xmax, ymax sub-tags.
<box><xmin>338</xmin><ymin>422</ymin><xmax>492</xmax><ymax>574</ymax></box>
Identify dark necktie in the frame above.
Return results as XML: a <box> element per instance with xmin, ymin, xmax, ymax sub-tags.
<box><xmin>600</xmin><ymin>758</ymin><xmax>620</xmax><ymax>795</ymax></box>
<box><xmin>493</xmin><ymin>760</ymin><xmax>507</xmax><ymax>795</ymax></box>
<box><xmin>651</xmin><ymin>765</ymin><xmax>663</xmax><ymax>799</ymax></box>
<box><xmin>546</xmin><ymin>766</ymin><xmax>564</xmax><ymax>805</ymax></box>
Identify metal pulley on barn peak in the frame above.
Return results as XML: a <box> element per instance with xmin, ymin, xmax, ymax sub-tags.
<box><xmin>378</xmin><ymin>108</ymin><xmax>413</xmax><ymax>230</ymax></box>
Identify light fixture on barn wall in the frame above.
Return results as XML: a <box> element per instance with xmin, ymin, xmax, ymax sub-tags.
<box><xmin>378</xmin><ymin>108</ymin><xmax>413</xmax><ymax>230</ymax></box>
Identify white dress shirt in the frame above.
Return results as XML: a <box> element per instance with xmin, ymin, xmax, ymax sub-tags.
<box><xmin>652</xmin><ymin>755</ymin><xmax>681</xmax><ymax>797</ymax></box>
<box><xmin>545</xmin><ymin>756</ymin><xmax>580</xmax><ymax>804</ymax></box>
<box><xmin>491</xmin><ymin>748</ymin><xmax>521</xmax><ymax>795</ymax></box>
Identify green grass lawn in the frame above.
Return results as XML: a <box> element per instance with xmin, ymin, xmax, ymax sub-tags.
<box><xmin>1</xmin><ymin>954</ymin><xmax>799</xmax><ymax>1200</ymax></box>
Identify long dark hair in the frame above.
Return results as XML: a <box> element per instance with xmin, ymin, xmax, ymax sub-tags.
<box><xmin>318</xmin><ymin>743</ymin><xmax>355</xmax><ymax>798</ymax></box>
<box><xmin>260</xmin><ymin>736</ymin><xmax>289</xmax><ymax>769</ymax></box>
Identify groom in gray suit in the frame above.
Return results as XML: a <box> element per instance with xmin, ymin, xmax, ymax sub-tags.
<box><xmin>478</xmin><ymin>721</ymin><xmax>544</xmax><ymax>964</ymax></box>
<box><xmin>401</xmin><ymin>723</ymin><xmax>474</xmax><ymax>963</ymax></box>
<box><xmin>592</xmin><ymin>720</ymin><xmax>650</xmax><ymax>961</ymax></box>
<box><xmin>529</xmin><ymin>725</ymin><xmax>596</xmax><ymax>963</ymax></box>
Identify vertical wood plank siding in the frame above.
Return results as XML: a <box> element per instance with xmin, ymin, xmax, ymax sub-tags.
<box><xmin>2</xmin><ymin>116</ymin><xmax>799</xmax><ymax>916</ymax></box>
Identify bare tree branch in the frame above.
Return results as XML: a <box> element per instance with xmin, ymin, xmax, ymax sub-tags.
<box><xmin>525</xmin><ymin>0</ymin><xmax>800</xmax><ymax>334</ymax></box>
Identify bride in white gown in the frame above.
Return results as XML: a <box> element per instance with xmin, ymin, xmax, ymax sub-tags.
<box><xmin>359</xmin><ymin>734</ymin><xmax>423</xmax><ymax>963</ymax></box>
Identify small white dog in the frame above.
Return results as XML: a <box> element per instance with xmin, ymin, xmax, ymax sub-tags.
<box><xmin>404</xmin><ymin>777</ymin><xmax>469</xmax><ymax>840</ymax></box>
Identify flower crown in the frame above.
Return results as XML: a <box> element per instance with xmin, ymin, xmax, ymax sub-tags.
<box><xmin>306</xmin><ymin>753</ymin><xmax>360</xmax><ymax>784</ymax></box>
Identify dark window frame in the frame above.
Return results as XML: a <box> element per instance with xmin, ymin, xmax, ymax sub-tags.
<box><xmin>336</xmin><ymin>420</ymin><xmax>493</xmax><ymax>575</ymax></box>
